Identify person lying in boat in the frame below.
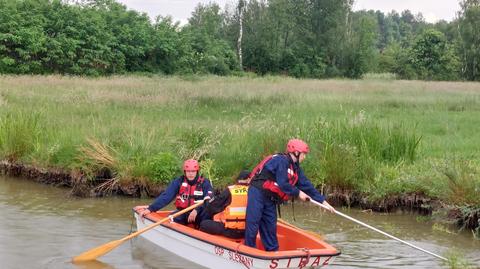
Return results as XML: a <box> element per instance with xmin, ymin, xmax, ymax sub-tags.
<box><xmin>199</xmin><ymin>170</ymin><xmax>251</xmax><ymax>239</ymax></box>
<box><xmin>138</xmin><ymin>159</ymin><xmax>213</xmax><ymax>226</ymax></box>
<box><xmin>245</xmin><ymin>139</ymin><xmax>335</xmax><ymax>251</ymax></box>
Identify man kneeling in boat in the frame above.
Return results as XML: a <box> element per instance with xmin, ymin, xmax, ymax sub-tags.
<box><xmin>199</xmin><ymin>171</ymin><xmax>250</xmax><ymax>239</ymax></box>
<box><xmin>138</xmin><ymin>159</ymin><xmax>213</xmax><ymax>226</ymax></box>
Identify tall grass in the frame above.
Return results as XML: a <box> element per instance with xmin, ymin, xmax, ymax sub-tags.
<box><xmin>302</xmin><ymin>114</ymin><xmax>421</xmax><ymax>191</ymax></box>
<box><xmin>362</xmin><ymin>73</ymin><xmax>397</xmax><ymax>80</ymax></box>
<box><xmin>420</xmin><ymin>159</ymin><xmax>480</xmax><ymax>207</ymax></box>
<box><xmin>318</xmin><ymin>115</ymin><xmax>421</xmax><ymax>163</ymax></box>
<box><xmin>0</xmin><ymin>111</ymin><xmax>41</xmax><ymax>161</ymax></box>
<box><xmin>0</xmin><ymin>75</ymin><xmax>479</xmax><ymax>208</ymax></box>
<box><xmin>440</xmin><ymin>160</ymin><xmax>480</xmax><ymax>207</ymax></box>
<box><xmin>445</xmin><ymin>250</ymin><xmax>477</xmax><ymax>269</ymax></box>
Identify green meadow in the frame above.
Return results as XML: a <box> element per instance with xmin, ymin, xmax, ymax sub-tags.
<box><xmin>0</xmin><ymin>75</ymin><xmax>479</xmax><ymax>210</ymax></box>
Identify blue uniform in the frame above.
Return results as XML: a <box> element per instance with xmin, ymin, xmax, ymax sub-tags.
<box><xmin>148</xmin><ymin>175</ymin><xmax>213</xmax><ymax>225</ymax></box>
<box><xmin>245</xmin><ymin>154</ymin><xmax>325</xmax><ymax>251</ymax></box>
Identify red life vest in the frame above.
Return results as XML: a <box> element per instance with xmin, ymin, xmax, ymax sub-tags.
<box><xmin>250</xmin><ymin>154</ymin><xmax>299</xmax><ymax>201</ymax></box>
<box><xmin>174</xmin><ymin>176</ymin><xmax>205</xmax><ymax>210</ymax></box>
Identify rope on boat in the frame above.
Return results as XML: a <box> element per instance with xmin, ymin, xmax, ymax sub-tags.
<box><xmin>297</xmin><ymin>248</ymin><xmax>311</xmax><ymax>266</ymax></box>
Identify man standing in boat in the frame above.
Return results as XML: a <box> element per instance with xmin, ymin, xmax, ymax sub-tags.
<box><xmin>199</xmin><ymin>170</ymin><xmax>250</xmax><ymax>239</ymax></box>
<box><xmin>138</xmin><ymin>159</ymin><xmax>213</xmax><ymax>226</ymax></box>
<box><xmin>245</xmin><ymin>139</ymin><xmax>335</xmax><ymax>251</ymax></box>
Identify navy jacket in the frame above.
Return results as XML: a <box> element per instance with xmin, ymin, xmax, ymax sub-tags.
<box><xmin>148</xmin><ymin>175</ymin><xmax>214</xmax><ymax>212</ymax></box>
<box><xmin>205</xmin><ymin>188</ymin><xmax>231</xmax><ymax>217</ymax></box>
<box><xmin>262</xmin><ymin>154</ymin><xmax>325</xmax><ymax>203</ymax></box>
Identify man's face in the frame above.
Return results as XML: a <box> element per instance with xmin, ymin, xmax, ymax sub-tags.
<box><xmin>185</xmin><ymin>170</ymin><xmax>197</xmax><ymax>180</ymax></box>
<box><xmin>298</xmin><ymin>152</ymin><xmax>306</xmax><ymax>163</ymax></box>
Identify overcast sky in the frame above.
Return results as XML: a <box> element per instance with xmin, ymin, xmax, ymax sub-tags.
<box><xmin>116</xmin><ymin>0</ymin><xmax>461</xmax><ymax>24</ymax></box>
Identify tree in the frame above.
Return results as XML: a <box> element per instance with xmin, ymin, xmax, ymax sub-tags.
<box><xmin>410</xmin><ymin>29</ymin><xmax>460</xmax><ymax>80</ymax></box>
<box><xmin>181</xmin><ymin>3</ymin><xmax>238</xmax><ymax>75</ymax></box>
<box><xmin>310</xmin><ymin>0</ymin><xmax>354</xmax><ymax>71</ymax></box>
<box><xmin>0</xmin><ymin>0</ymin><xmax>47</xmax><ymax>74</ymax></box>
<box><xmin>240</xmin><ymin>0</ymin><xmax>278</xmax><ymax>74</ymax></box>
<box><xmin>97</xmin><ymin>0</ymin><xmax>155</xmax><ymax>73</ymax></box>
<box><xmin>379</xmin><ymin>42</ymin><xmax>416</xmax><ymax>79</ymax></box>
<box><xmin>344</xmin><ymin>13</ymin><xmax>378</xmax><ymax>78</ymax></box>
<box><xmin>458</xmin><ymin>0</ymin><xmax>480</xmax><ymax>80</ymax></box>
<box><xmin>0</xmin><ymin>0</ymin><xmax>468</xmax><ymax>79</ymax></box>
<box><xmin>434</xmin><ymin>20</ymin><xmax>459</xmax><ymax>42</ymax></box>
<box><xmin>151</xmin><ymin>16</ymin><xmax>183</xmax><ymax>74</ymax></box>
<box><xmin>237</xmin><ymin>0</ymin><xmax>246</xmax><ymax>70</ymax></box>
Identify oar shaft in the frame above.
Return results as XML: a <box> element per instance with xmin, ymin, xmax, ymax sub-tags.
<box><xmin>124</xmin><ymin>200</ymin><xmax>205</xmax><ymax>241</ymax></box>
<box><xmin>310</xmin><ymin>199</ymin><xmax>447</xmax><ymax>261</ymax></box>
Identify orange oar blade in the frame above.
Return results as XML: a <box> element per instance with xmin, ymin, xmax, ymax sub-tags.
<box><xmin>72</xmin><ymin>199</ymin><xmax>206</xmax><ymax>263</ymax></box>
<box><xmin>72</xmin><ymin>239</ymin><xmax>123</xmax><ymax>263</ymax></box>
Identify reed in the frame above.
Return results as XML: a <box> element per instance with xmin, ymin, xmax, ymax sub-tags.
<box><xmin>422</xmin><ymin>159</ymin><xmax>480</xmax><ymax>207</ymax></box>
<box><xmin>0</xmin><ymin>110</ymin><xmax>41</xmax><ymax>161</ymax></box>
<box><xmin>444</xmin><ymin>250</ymin><xmax>476</xmax><ymax>269</ymax></box>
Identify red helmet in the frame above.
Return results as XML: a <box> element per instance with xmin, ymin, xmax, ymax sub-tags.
<box><xmin>183</xmin><ymin>159</ymin><xmax>200</xmax><ymax>171</ymax></box>
<box><xmin>286</xmin><ymin>139</ymin><xmax>309</xmax><ymax>153</ymax></box>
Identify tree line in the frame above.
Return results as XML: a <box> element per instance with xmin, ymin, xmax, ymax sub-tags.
<box><xmin>0</xmin><ymin>0</ymin><xmax>479</xmax><ymax>80</ymax></box>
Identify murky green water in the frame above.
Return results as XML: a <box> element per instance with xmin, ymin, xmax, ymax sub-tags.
<box><xmin>1</xmin><ymin>176</ymin><xmax>478</xmax><ymax>269</ymax></box>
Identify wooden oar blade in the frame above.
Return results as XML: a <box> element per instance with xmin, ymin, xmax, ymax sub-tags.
<box><xmin>72</xmin><ymin>199</ymin><xmax>206</xmax><ymax>263</ymax></box>
<box><xmin>72</xmin><ymin>239</ymin><xmax>123</xmax><ymax>263</ymax></box>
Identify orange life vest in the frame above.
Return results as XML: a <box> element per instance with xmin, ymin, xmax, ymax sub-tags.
<box><xmin>214</xmin><ymin>185</ymin><xmax>248</xmax><ymax>230</ymax></box>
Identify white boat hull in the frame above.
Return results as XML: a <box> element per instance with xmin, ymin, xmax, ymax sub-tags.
<box><xmin>135</xmin><ymin>212</ymin><xmax>337</xmax><ymax>269</ymax></box>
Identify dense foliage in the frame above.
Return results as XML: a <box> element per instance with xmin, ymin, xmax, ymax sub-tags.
<box><xmin>0</xmin><ymin>0</ymin><xmax>479</xmax><ymax>80</ymax></box>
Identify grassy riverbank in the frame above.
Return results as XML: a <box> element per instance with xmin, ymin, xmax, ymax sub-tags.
<box><xmin>0</xmin><ymin>75</ymin><xmax>479</xmax><ymax>232</ymax></box>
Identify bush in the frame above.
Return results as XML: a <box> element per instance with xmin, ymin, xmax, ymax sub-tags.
<box><xmin>290</xmin><ymin>63</ymin><xmax>311</xmax><ymax>78</ymax></box>
<box><xmin>200</xmin><ymin>158</ymin><xmax>219</xmax><ymax>187</ymax></box>
<box><xmin>147</xmin><ymin>152</ymin><xmax>180</xmax><ymax>184</ymax></box>
<box><xmin>410</xmin><ymin>29</ymin><xmax>461</xmax><ymax>81</ymax></box>
<box><xmin>437</xmin><ymin>159</ymin><xmax>480</xmax><ymax>206</ymax></box>
<box><xmin>445</xmin><ymin>249</ymin><xmax>477</xmax><ymax>269</ymax></box>
<box><xmin>204</xmin><ymin>55</ymin><xmax>230</xmax><ymax>76</ymax></box>
<box><xmin>381</xmin><ymin>43</ymin><xmax>417</xmax><ymax>79</ymax></box>
<box><xmin>309</xmin><ymin>58</ymin><xmax>327</xmax><ymax>78</ymax></box>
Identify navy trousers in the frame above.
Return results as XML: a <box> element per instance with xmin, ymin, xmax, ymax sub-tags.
<box><xmin>199</xmin><ymin>219</ymin><xmax>245</xmax><ymax>239</ymax></box>
<box><xmin>172</xmin><ymin>206</ymin><xmax>210</xmax><ymax>227</ymax></box>
<box><xmin>244</xmin><ymin>186</ymin><xmax>278</xmax><ymax>251</ymax></box>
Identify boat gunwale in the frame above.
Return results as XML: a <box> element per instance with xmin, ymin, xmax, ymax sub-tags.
<box><xmin>133</xmin><ymin>208</ymin><xmax>341</xmax><ymax>261</ymax></box>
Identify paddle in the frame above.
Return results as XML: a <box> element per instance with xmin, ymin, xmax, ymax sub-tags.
<box><xmin>309</xmin><ymin>199</ymin><xmax>448</xmax><ymax>261</ymax></box>
<box><xmin>72</xmin><ymin>200</ymin><xmax>206</xmax><ymax>263</ymax></box>
<box><xmin>277</xmin><ymin>218</ymin><xmax>324</xmax><ymax>240</ymax></box>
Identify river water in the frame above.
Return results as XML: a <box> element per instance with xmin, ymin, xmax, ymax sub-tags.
<box><xmin>1</xmin><ymin>175</ymin><xmax>478</xmax><ymax>269</ymax></box>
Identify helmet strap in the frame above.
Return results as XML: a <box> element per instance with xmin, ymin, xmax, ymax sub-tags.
<box><xmin>292</xmin><ymin>152</ymin><xmax>301</xmax><ymax>163</ymax></box>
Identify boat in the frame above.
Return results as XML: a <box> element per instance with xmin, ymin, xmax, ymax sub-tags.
<box><xmin>133</xmin><ymin>208</ymin><xmax>340</xmax><ymax>269</ymax></box>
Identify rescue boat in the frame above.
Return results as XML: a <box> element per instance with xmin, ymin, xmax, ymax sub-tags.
<box><xmin>133</xmin><ymin>208</ymin><xmax>340</xmax><ymax>269</ymax></box>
